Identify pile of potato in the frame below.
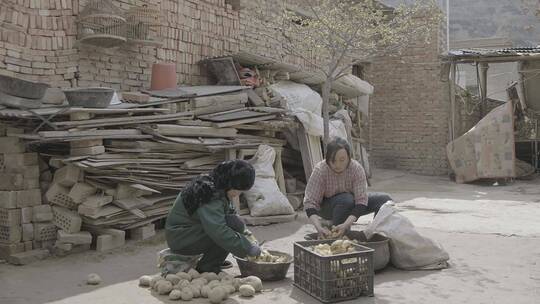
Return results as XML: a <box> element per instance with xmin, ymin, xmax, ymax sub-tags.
<box><xmin>247</xmin><ymin>249</ymin><xmax>289</xmax><ymax>263</ymax></box>
<box><xmin>312</xmin><ymin>239</ymin><xmax>357</xmax><ymax>256</ymax></box>
<box><xmin>139</xmin><ymin>269</ymin><xmax>263</xmax><ymax>303</ymax></box>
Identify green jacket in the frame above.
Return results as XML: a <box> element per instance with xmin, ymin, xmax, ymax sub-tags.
<box><xmin>165</xmin><ymin>190</ymin><xmax>253</xmax><ymax>258</ymax></box>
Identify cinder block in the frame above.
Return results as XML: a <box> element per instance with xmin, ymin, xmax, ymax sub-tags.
<box><xmin>0</xmin><ymin>242</ymin><xmax>24</xmax><ymax>259</ymax></box>
<box><xmin>22</xmin><ymin>223</ymin><xmax>33</xmax><ymax>241</ymax></box>
<box><xmin>0</xmin><ymin>208</ymin><xmax>21</xmax><ymax>227</ymax></box>
<box><xmin>130</xmin><ymin>224</ymin><xmax>155</xmax><ymax>241</ymax></box>
<box><xmin>0</xmin><ymin>137</ymin><xmax>25</xmax><ymax>153</ymax></box>
<box><xmin>23</xmin><ymin>241</ymin><xmax>32</xmax><ymax>251</ymax></box>
<box><xmin>23</xmin><ymin>179</ymin><xmax>40</xmax><ymax>190</ymax></box>
<box><xmin>3</xmin><ymin>153</ymin><xmax>38</xmax><ymax>169</ymax></box>
<box><xmin>0</xmin><ymin>173</ymin><xmax>24</xmax><ymax>190</ymax></box>
<box><xmin>32</xmin><ymin>205</ymin><xmax>53</xmax><ymax>222</ymax></box>
<box><xmin>16</xmin><ymin>189</ymin><xmax>42</xmax><ymax>208</ymax></box>
<box><xmin>7</xmin><ymin>249</ymin><xmax>49</xmax><ymax>265</ymax></box>
<box><xmin>0</xmin><ymin>226</ymin><xmax>22</xmax><ymax>243</ymax></box>
<box><xmin>68</xmin><ymin>183</ymin><xmax>96</xmax><ymax>204</ymax></box>
<box><xmin>57</xmin><ymin>230</ymin><xmax>92</xmax><ymax>245</ymax></box>
<box><xmin>52</xmin><ymin>206</ymin><xmax>81</xmax><ymax>233</ymax></box>
<box><xmin>33</xmin><ymin>222</ymin><xmax>56</xmax><ymax>241</ymax></box>
<box><xmin>22</xmin><ymin>166</ymin><xmax>40</xmax><ymax>179</ymax></box>
<box><xmin>96</xmin><ymin>234</ymin><xmax>114</xmax><ymax>252</ymax></box>
<box><xmin>32</xmin><ymin>240</ymin><xmax>41</xmax><ymax>249</ymax></box>
<box><xmin>45</xmin><ymin>183</ymin><xmax>77</xmax><ymax>209</ymax></box>
<box><xmin>91</xmin><ymin>228</ymin><xmax>125</xmax><ymax>251</ymax></box>
<box><xmin>20</xmin><ymin>207</ymin><xmax>33</xmax><ymax>223</ymax></box>
<box><xmin>53</xmin><ymin>165</ymin><xmax>80</xmax><ymax>187</ymax></box>
<box><xmin>0</xmin><ymin>191</ymin><xmax>17</xmax><ymax>209</ymax></box>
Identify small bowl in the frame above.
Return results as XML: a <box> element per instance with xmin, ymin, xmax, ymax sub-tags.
<box><xmin>63</xmin><ymin>87</ymin><xmax>114</xmax><ymax>108</ymax></box>
<box><xmin>234</xmin><ymin>250</ymin><xmax>293</xmax><ymax>281</ymax></box>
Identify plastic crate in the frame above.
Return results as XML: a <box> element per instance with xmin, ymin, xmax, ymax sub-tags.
<box><xmin>294</xmin><ymin>240</ymin><xmax>374</xmax><ymax>303</ymax></box>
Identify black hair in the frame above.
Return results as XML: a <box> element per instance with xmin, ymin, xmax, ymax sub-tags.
<box><xmin>325</xmin><ymin>137</ymin><xmax>352</xmax><ymax>166</ymax></box>
<box><xmin>182</xmin><ymin>160</ymin><xmax>255</xmax><ymax>215</ymax></box>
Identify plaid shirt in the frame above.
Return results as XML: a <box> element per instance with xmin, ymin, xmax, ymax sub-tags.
<box><xmin>303</xmin><ymin>159</ymin><xmax>368</xmax><ymax>216</ymax></box>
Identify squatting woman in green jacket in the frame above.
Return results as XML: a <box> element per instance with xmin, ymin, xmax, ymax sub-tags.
<box><xmin>165</xmin><ymin>160</ymin><xmax>261</xmax><ymax>274</ymax></box>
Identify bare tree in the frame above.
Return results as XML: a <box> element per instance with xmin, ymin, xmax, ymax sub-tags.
<box><xmin>253</xmin><ymin>0</ymin><xmax>442</xmax><ymax>146</ymax></box>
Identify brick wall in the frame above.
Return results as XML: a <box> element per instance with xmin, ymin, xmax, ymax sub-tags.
<box><xmin>365</xmin><ymin>25</ymin><xmax>451</xmax><ymax>176</ymax></box>
<box><xmin>0</xmin><ymin>0</ymin><xmax>311</xmax><ymax>90</ymax></box>
<box><xmin>0</xmin><ymin>0</ymin><xmax>78</xmax><ymax>87</ymax></box>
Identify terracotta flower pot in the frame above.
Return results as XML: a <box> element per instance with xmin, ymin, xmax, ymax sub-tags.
<box><xmin>150</xmin><ymin>62</ymin><xmax>177</xmax><ymax>90</ymax></box>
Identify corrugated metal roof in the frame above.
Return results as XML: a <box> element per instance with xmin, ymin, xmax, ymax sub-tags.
<box><xmin>448</xmin><ymin>47</ymin><xmax>540</xmax><ymax>59</ymax></box>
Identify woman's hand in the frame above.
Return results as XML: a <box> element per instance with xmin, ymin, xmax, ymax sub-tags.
<box><xmin>335</xmin><ymin>215</ymin><xmax>357</xmax><ymax>237</ymax></box>
<box><xmin>317</xmin><ymin>226</ymin><xmax>331</xmax><ymax>239</ymax></box>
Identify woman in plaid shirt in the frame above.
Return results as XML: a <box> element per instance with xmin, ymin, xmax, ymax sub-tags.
<box><xmin>304</xmin><ymin>137</ymin><xmax>393</xmax><ymax>238</ymax></box>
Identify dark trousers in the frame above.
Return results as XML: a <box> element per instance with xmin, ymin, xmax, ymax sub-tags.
<box><xmin>320</xmin><ymin>192</ymin><xmax>392</xmax><ymax>225</ymax></box>
<box><xmin>173</xmin><ymin>235</ymin><xmax>229</xmax><ymax>274</ymax></box>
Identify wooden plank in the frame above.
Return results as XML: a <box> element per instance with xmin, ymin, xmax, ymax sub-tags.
<box><xmin>155</xmin><ymin>124</ymin><xmax>238</xmax><ymax>137</ymax></box>
<box><xmin>212</xmin><ymin>115</ymin><xmax>276</xmax><ymax>128</ymax></box>
<box><xmin>246</xmin><ymin>89</ymin><xmax>265</xmax><ymax>106</ymax></box>
<box><xmin>53</xmin><ymin>112</ymin><xmax>193</xmax><ymax>128</ymax></box>
<box><xmin>200</xmin><ymin>110</ymin><xmax>270</xmax><ymax>122</ymax></box>
<box><xmin>183</xmin><ymin>155</ymin><xmax>224</xmax><ymax>169</ymax></box>
<box><xmin>191</xmin><ymin>92</ymin><xmax>247</xmax><ymax>108</ymax></box>
<box><xmin>39</xmin><ymin>129</ymin><xmax>141</xmax><ymax>138</ymax></box>
<box><xmin>273</xmin><ymin>148</ymin><xmax>287</xmax><ymax>195</ymax></box>
<box><xmin>194</xmin><ymin>103</ymin><xmax>245</xmax><ymax>116</ymax></box>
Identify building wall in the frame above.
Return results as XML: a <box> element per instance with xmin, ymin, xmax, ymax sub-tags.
<box><xmin>0</xmin><ymin>0</ymin><xmax>310</xmax><ymax>90</ymax></box>
<box><xmin>365</xmin><ymin>26</ymin><xmax>450</xmax><ymax>175</ymax></box>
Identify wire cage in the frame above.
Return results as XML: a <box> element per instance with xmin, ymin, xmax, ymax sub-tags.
<box><xmin>126</xmin><ymin>4</ymin><xmax>162</xmax><ymax>46</ymax></box>
<box><xmin>77</xmin><ymin>0</ymin><xmax>127</xmax><ymax>48</ymax></box>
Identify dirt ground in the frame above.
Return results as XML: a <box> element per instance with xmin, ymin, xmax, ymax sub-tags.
<box><xmin>1</xmin><ymin>169</ymin><xmax>539</xmax><ymax>304</ymax></box>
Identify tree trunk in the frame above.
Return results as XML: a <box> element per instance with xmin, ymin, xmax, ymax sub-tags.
<box><xmin>321</xmin><ymin>79</ymin><xmax>332</xmax><ymax>153</ymax></box>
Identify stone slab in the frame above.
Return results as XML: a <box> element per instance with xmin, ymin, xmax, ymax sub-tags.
<box><xmin>57</xmin><ymin>230</ymin><xmax>92</xmax><ymax>245</ymax></box>
<box><xmin>7</xmin><ymin>249</ymin><xmax>49</xmax><ymax>265</ymax></box>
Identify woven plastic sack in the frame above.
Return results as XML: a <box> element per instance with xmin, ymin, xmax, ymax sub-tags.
<box><xmin>157</xmin><ymin>248</ymin><xmax>202</xmax><ymax>276</ymax></box>
<box><xmin>244</xmin><ymin>145</ymin><xmax>294</xmax><ymax>217</ymax></box>
<box><xmin>364</xmin><ymin>202</ymin><xmax>450</xmax><ymax>270</ymax></box>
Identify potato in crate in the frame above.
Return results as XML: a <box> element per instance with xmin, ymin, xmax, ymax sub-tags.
<box><xmin>294</xmin><ymin>239</ymin><xmax>374</xmax><ymax>303</ymax></box>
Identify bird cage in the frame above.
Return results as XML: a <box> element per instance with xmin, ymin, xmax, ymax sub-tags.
<box><xmin>126</xmin><ymin>4</ymin><xmax>162</xmax><ymax>46</ymax></box>
<box><xmin>77</xmin><ymin>0</ymin><xmax>127</xmax><ymax>48</ymax></box>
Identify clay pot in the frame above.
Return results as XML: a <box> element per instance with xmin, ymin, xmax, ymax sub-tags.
<box><xmin>150</xmin><ymin>62</ymin><xmax>177</xmax><ymax>90</ymax></box>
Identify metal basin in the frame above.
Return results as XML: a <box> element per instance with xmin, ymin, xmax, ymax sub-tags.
<box><xmin>304</xmin><ymin>230</ymin><xmax>390</xmax><ymax>271</ymax></box>
<box><xmin>0</xmin><ymin>74</ymin><xmax>49</xmax><ymax>99</ymax></box>
<box><xmin>63</xmin><ymin>87</ymin><xmax>114</xmax><ymax>108</ymax></box>
<box><xmin>234</xmin><ymin>250</ymin><xmax>293</xmax><ymax>281</ymax></box>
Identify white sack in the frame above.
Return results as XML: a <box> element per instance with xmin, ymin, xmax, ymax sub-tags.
<box><xmin>245</xmin><ymin>145</ymin><xmax>294</xmax><ymax>217</ymax></box>
<box><xmin>365</xmin><ymin>202</ymin><xmax>450</xmax><ymax>270</ymax></box>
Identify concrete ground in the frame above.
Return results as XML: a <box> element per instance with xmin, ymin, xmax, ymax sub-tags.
<box><xmin>1</xmin><ymin>169</ymin><xmax>539</xmax><ymax>304</ymax></box>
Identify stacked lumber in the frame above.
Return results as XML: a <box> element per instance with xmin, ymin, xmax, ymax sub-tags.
<box><xmin>0</xmin><ymin>87</ymin><xmax>292</xmax><ymax>259</ymax></box>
